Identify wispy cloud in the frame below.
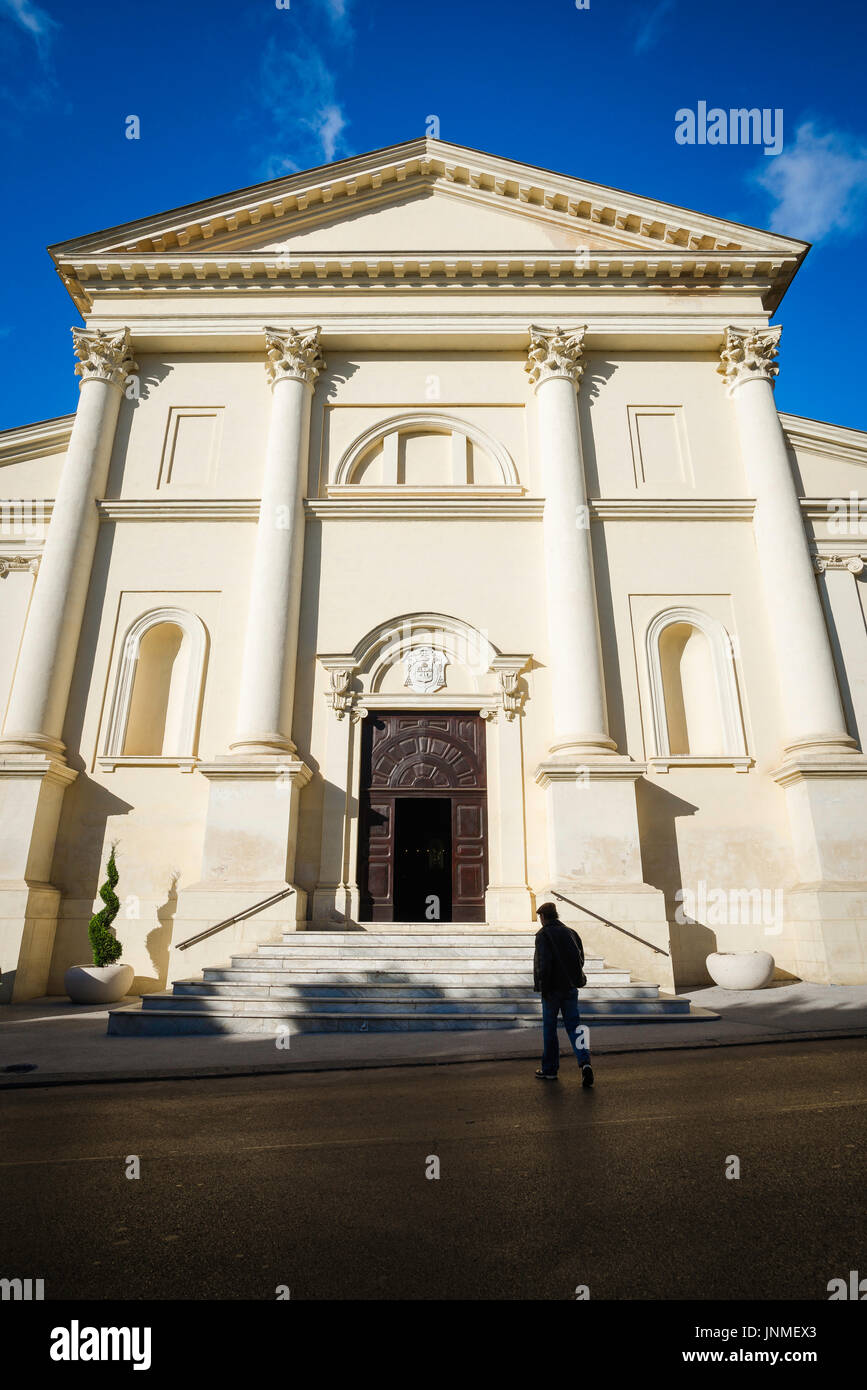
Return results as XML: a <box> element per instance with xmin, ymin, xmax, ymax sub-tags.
<box><xmin>633</xmin><ymin>0</ymin><xmax>675</xmax><ymax>55</ymax></box>
<box><xmin>257</xmin><ymin>36</ymin><xmax>350</xmax><ymax>177</ymax></box>
<box><xmin>754</xmin><ymin>120</ymin><xmax>867</xmax><ymax>242</ymax></box>
<box><xmin>0</xmin><ymin>0</ymin><xmax>58</xmax><ymax>56</ymax></box>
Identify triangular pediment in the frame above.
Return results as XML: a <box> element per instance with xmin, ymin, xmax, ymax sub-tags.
<box><xmin>50</xmin><ymin>137</ymin><xmax>806</xmax><ymax>262</ymax></box>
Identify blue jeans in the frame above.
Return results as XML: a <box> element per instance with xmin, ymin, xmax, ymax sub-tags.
<box><xmin>541</xmin><ymin>988</ymin><xmax>591</xmax><ymax>1074</ymax></box>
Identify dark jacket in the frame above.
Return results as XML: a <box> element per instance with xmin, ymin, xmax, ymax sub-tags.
<box><xmin>533</xmin><ymin>920</ymin><xmax>586</xmax><ymax>996</ymax></box>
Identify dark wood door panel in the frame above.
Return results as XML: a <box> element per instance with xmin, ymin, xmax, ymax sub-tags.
<box><xmin>358</xmin><ymin>713</ymin><xmax>488</xmax><ymax>923</ymax></box>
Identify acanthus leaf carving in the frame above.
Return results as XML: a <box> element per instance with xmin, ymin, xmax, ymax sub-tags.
<box><xmin>525</xmin><ymin>324</ymin><xmax>587</xmax><ymax>390</ymax></box>
<box><xmin>717</xmin><ymin>324</ymin><xmax>782</xmax><ymax>394</ymax></box>
<box><xmin>72</xmin><ymin>327</ymin><xmax>138</xmax><ymax>388</ymax></box>
<box><xmin>263</xmin><ymin>325</ymin><xmax>325</xmax><ymax>388</ymax></box>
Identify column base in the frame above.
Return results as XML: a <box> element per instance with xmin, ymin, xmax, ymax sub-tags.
<box><xmin>485</xmin><ymin>885</ymin><xmax>537</xmax><ymax>925</ymax></box>
<box><xmin>312</xmin><ymin>884</ymin><xmax>360</xmax><ymax>926</ymax></box>
<box><xmin>227</xmin><ymin>734</ymin><xmax>298</xmax><ymax>757</ymax></box>
<box><xmin>534</xmin><ymin>754</ymin><xmax>673</xmax><ymax>987</ymax></box>
<box><xmin>772</xmin><ymin>751</ymin><xmax>867</xmax><ymax>882</ymax></box>
<box><xmin>780</xmin><ymin>882</ymin><xmax>867</xmax><ymax>985</ymax></box>
<box><xmin>0</xmin><ymin>755</ymin><xmax>77</xmax><ymax>1001</ymax></box>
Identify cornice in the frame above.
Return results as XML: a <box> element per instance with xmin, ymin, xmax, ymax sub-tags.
<box><xmin>98</xmin><ymin>499</ymin><xmax>259</xmax><ymax>522</ymax></box>
<box><xmin>57</xmin><ymin>248</ymin><xmax>797</xmax><ymax>316</ymax></box>
<box><xmin>305</xmin><ymin>497</ymin><xmax>545</xmax><ymax>521</ymax></box>
<box><xmin>589</xmin><ymin>498</ymin><xmax>755</xmax><ymax>521</ymax></box>
<box><xmin>89</xmin><ymin>497</ymin><xmax>760</xmax><ymax>524</ymax></box>
<box><xmin>801</xmin><ymin>498</ymin><xmax>867</xmax><ymax>521</ymax></box>
<box><xmin>782</xmin><ymin>413</ymin><xmax>867</xmax><ymax>467</ymax></box>
<box><xmin>0</xmin><ymin>415</ymin><xmax>74</xmax><ymax>465</ymax></box>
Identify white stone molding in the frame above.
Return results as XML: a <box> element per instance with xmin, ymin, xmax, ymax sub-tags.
<box><xmin>646</xmin><ymin>607</ymin><xmax>748</xmax><ymax>761</ymax></box>
<box><xmin>71</xmin><ymin>327</ymin><xmax>137</xmax><ymax>388</ymax></box>
<box><xmin>347</xmin><ymin>611</ymin><xmax>500</xmax><ymax>695</ymax></box>
<box><xmin>102</xmin><ymin>608</ymin><xmax>208</xmax><ymax>763</ymax></box>
<box><xmin>814</xmin><ymin>555</ymin><xmax>865</xmax><ymax>575</ymax></box>
<box><xmin>525</xmin><ymin>324</ymin><xmax>586</xmax><ymax>390</ymax></box>
<box><xmin>332</xmin><ymin>412</ymin><xmax>520</xmax><ymax>489</ymax></box>
<box><xmin>263</xmin><ymin>325</ymin><xmax>325</xmax><ymax>388</ymax></box>
<box><xmin>716</xmin><ymin>324</ymin><xmax>782</xmax><ymax>395</ymax></box>
<box><xmin>307</xmin><ymin>497</ymin><xmax>540</xmax><ymax>521</ymax></box>
<box><xmin>0</xmin><ymin>555</ymin><xmax>40</xmax><ymax>577</ymax></box>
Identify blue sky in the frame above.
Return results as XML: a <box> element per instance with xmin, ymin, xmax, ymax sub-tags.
<box><xmin>1</xmin><ymin>0</ymin><xmax>866</xmax><ymax>431</ymax></box>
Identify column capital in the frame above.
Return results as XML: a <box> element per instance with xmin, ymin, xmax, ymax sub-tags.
<box><xmin>717</xmin><ymin>324</ymin><xmax>781</xmax><ymax>395</ymax></box>
<box><xmin>525</xmin><ymin>324</ymin><xmax>587</xmax><ymax>391</ymax></box>
<box><xmin>72</xmin><ymin>327</ymin><xmax>137</xmax><ymax>388</ymax></box>
<box><xmin>263</xmin><ymin>325</ymin><xmax>325</xmax><ymax>389</ymax></box>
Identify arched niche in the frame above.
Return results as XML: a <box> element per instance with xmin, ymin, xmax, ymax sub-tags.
<box><xmin>646</xmin><ymin>607</ymin><xmax>748</xmax><ymax>765</ymax></box>
<box><xmin>102</xmin><ymin>607</ymin><xmax>208</xmax><ymax>766</ymax></box>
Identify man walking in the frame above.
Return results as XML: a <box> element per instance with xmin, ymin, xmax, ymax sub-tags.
<box><xmin>533</xmin><ymin>902</ymin><xmax>594</xmax><ymax>1086</ymax></box>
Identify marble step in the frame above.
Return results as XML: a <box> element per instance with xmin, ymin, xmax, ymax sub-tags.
<box><xmin>142</xmin><ymin>991</ymin><xmax>687</xmax><ymax>1017</ymax></box>
<box><xmin>260</xmin><ymin>943</ymin><xmax>550</xmax><ymax>959</ymax></box>
<box><xmin>173</xmin><ymin>979</ymin><xmax>661</xmax><ymax>1001</ymax></box>
<box><xmin>203</xmin><ymin>966</ymin><xmax>632</xmax><ymax>987</ymax></box>
<box><xmin>108</xmin><ymin>998</ymin><xmax>717</xmax><ymax>1037</ymax></box>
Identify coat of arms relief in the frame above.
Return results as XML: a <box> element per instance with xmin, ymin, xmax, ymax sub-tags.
<box><xmin>403</xmin><ymin>646</ymin><xmax>447</xmax><ymax>694</ymax></box>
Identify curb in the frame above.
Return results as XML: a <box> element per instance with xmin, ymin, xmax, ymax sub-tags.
<box><xmin>1</xmin><ymin>1025</ymin><xmax>865</xmax><ymax>1090</ymax></box>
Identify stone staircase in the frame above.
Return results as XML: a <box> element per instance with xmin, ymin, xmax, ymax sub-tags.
<box><xmin>107</xmin><ymin>927</ymin><xmax>716</xmax><ymax>1035</ymax></box>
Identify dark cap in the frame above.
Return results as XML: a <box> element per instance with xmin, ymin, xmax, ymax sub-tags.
<box><xmin>536</xmin><ymin>902</ymin><xmax>559</xmax><ymax>922</ymax></box>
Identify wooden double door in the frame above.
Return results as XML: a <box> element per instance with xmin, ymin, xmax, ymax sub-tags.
<box><xmin>358</xmin><ymin>712</ymin><xmax>488</xmax><ymax>923</ymax></box>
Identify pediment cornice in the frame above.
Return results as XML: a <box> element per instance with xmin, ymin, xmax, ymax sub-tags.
<box><xmin>49</xmin><ymin>138</ymin><xmax>806</xmax><ymax>315</ymax></box>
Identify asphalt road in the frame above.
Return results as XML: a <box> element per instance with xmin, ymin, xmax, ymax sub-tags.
<box><xmin>2</xmin><ymin>1038</ymin><xmax>864</xmax><ymax>1301</ymax></box>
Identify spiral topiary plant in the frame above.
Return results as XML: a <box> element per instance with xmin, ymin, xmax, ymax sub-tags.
<box><xmin>88</xmin><ymin>844</ymin><xmax>124</xmax><ymax>967</ymax></box>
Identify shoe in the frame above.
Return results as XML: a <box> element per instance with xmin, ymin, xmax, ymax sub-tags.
<box><xmin>535</xmin><ymin>1069</ymin><xmax>558</xmax><ymax>1081</ymax></box>
<box><xmin>581</xmin><ymin>1064</ymin><xmax>595</xmax><ymax>1088</ymax></box>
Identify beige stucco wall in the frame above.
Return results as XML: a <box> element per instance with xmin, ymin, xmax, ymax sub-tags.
<box><xmin>2</xmin><ymin>336</ymin><xmax>866</xmax><ymax>992</ymax></box>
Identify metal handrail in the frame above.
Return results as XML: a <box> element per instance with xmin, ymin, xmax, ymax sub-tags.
<box><xmin>176</xmin><ymin>886</ymin><xmax>296</xmax><ymax>951</ymax></box>
<box><xmin>551</xmin><ymin>891</ymin><xmax>670</xmax><ymax>956</ymax></box>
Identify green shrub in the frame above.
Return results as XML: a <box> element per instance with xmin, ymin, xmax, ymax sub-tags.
<box><xmin>88</xmin><ymin>845</ymin><xmax>123</xmax><ymax>967</ymax></box>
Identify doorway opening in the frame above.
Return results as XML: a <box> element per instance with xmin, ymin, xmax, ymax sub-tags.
<box><xmin>393</xmin><ymin>797</ymin><xmax>452</xmax><ymax>923</ymax></box>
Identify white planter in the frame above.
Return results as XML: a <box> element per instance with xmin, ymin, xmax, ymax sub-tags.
<box><xmin>65</xmin><ymin>963</ymin><xmax>135</xmax><ymax>1005</ymax></box>
<box><xmin>706</xmin><ymin>951</ymin><xmax>775</xmax><ymax>991</ymax></box>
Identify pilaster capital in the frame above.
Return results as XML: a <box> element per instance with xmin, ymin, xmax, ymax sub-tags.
<box><xmin>72</xmin><ymin>327</ymin><xmax>137</xmax><ymax>388</ymax></box>
<box><xmin>263</xmin><ymin>325</ymin><xmax>326</xmax><ymax>389</ymax></box>
<box><xmin>717</xmin><ymin>324</ymin><xmax>782</xmax><ymax>395</ymax></box>
<box><xmin>814</xmin><ymin>553</ymin><xmax>865</xmax><ymax>575</ymax></box>
<box><xmin>525</xmin><ymin>324</ymin><xmax>587</xmax><ymax>391</ymax></box>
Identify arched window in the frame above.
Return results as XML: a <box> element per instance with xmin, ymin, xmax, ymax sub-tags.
<box><xmin>102</xmin><ymin>608</ymin><xmax>208</xmax><ymax>766</ymax></box>
<box><xmin>331</xmin><ymin>413</ymin><xmax>521</xmax><ymax>492</ymax></box>
<box><xmin>646</xmin><ymin>608</ymin><xmax>748</xmax><ymax>765</ymax></box>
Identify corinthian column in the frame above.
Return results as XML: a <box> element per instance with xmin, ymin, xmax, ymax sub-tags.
<box><xmin>718</xmin><ymin>325</ymin><xmax>854</xmax><ymax>759</ymax></box>
<box><xmin>526</xmin><ymin>325</ymin><xmax>615</xmax><ymax>758</ymax></box>
<box><xmin>230</xmin><ymin>326</ymin><xmax>324</xmax><ymax>755</ymax></box>
<box><xmin>0</xmin><ymin>328</ymin><xmax>134</xmax><ymax>1000</ymax></box>
<box><xmin>0</xmin><ymin>328</ymin><xmax>136</xmax><ymax>758</ymax></box>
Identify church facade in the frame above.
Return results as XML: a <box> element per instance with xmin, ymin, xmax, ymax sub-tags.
<box><xmin>1</xmin><ymin>137</ymin><xmax>866</xmax><ymax>1005</ymax></box>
